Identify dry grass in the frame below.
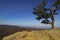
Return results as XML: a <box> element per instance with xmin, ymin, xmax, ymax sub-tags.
<box><xmin>2</xmin><ymin>29</ymin><xmax>60</xmax><ymax>40</ymax></box>
<box><xmin>0</xmin><ymin>25</ymin><xmax>41</xmax><ymax>40</ymax></box>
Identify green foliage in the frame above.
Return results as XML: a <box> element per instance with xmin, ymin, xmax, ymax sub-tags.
<box><xmin>52</xmin><ymin>0</ymin><xmax>60</xmax><ymax>6</ymax></box>
<box><xmin>41</xmin><ymin>19</ymin><xmax>51</xmax><ymax>24</ymax></box>
<box><xmin>52</xmin><ymin>0</ymin><xmax>60</xmax><ymax>10</ymax></box>
<box><xmin>32</xmin><ymin>0</ymin><xmax>60</xmax><ymax>24</ymax></box>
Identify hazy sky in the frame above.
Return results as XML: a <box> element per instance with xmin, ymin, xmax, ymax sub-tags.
<box><xmin>0</xmin><ymin>0</ymin><xmax>60</xmax><ymax>28</ymax></box>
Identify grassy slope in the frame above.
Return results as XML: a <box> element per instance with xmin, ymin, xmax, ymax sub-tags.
<box><xmin>2</xmin><ymin>29</ymin><xmax>60</xmax><ymax>40</ymax></box>
<box><xmin>0</xmin><ymin>25</ymin><xmax>41</xmax><ymax>40</ymax></box>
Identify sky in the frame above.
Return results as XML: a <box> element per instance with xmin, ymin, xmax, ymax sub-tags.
<box><xmin>0</xmin><ymin>0</ymin><xmax>60</xmax><ymax>28</ymax></box>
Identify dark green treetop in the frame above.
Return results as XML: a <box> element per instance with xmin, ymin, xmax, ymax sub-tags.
<box><xmin>33</xmin><ymin>0</ymin><xmax>60</xmax><ymax>24</ymax></box>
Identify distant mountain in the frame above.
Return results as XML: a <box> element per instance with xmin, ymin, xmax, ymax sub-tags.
<box><xmin>0</xmin><ymin>24</ymin><xmax>41</xmax><ymax>40</ymax></box>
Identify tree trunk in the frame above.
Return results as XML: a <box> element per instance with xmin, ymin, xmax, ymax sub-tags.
<box><xmin>51</xmin><ymin>18</ymin><xmax>54</xmax><ymax>29</ymax></box>
<box><xmin>51</xmin><ymin>10</ymin><xmax>54</xmax><ymax>29</ymax></box>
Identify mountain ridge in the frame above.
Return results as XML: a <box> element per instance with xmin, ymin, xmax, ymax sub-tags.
<box><xmin>0</xmin><ymin>24</ymin><xmax>42</xmax><ymax>40</ymax></box>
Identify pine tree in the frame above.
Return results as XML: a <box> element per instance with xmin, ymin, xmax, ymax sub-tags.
<box><xmin>32</xmin><ymin>0</ymin><xmax>60</xmax><ymax>29</ymax></box>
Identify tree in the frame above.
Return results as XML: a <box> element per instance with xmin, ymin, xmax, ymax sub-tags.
<box><xmin>32</xmin><ymin>0</ymin><xmax>60</xmax><ymax>29</ymax></box>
